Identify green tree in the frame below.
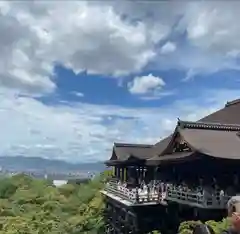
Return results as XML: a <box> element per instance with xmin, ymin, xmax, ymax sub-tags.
<box><xmin>0</xmin><ymin>173</ymin><xmax>107</xmax><ymax>233</ymax></box>
<box><xmin>0</xmin><ymin>178</ymin><xmax>17</xmax><ymax>199</ymax></box>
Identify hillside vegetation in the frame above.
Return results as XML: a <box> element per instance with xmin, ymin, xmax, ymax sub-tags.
<box><xmin>0</xmin><ymin>172</ymin><xmax>230</xmax><ymax>234</ymax></box>
<box><xmin>0</xmin><ymin>173</ymin><xmax>106</xmax><ymax>234</ymax></box>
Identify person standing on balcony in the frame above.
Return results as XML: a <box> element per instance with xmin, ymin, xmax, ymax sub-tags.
<box><xmin>220</xmin><ymin>189</ymin><xmax>225</xmax><ymax>207</ymax></box>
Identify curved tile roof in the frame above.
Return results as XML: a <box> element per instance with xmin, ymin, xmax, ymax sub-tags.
<box><xmin>150</xmin><ymin>119</ymin><xmax>240</xmax><ymax>163</ymax></box>
<box><xmin>107</xmin><ymin>99</ymin><xmax>240</xmax><ymax>164</ymax></box>
<box><xmin>153</xmin><ymin>99</ymin><xmax>240</xmax><ymax>156</ymax></box>
<box><xmin>146</xmin><ymin>152</ymin><xmax>194</xmax><ymax>166</ymax></box>
<box><xmin>179</xmin><ymin>128</ymin><xmax>240</xmax><ymax>160</ymax></box>
<box><xmin>109</xmin><ymin>142</ymin><xmax>153</xmax><ymax>162</ymax></box>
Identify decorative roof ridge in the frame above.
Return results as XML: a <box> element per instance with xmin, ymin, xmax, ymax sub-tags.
<box><xmin>177</xmin><ymin>119</ymin><xmax>240</xmax><ymax>131</ymax></box>
<box><xmin>225</xmin><ymin>99</ymin><xmax>240</xmax><ymax>107</ymax></box>
<box><xmin>114</xmin><ymin>142</ymin><xmax>153</xmax><ymax>148</ymax></box>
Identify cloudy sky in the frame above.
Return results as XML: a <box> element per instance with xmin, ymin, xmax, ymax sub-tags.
<box><xmin>1</xmin><ymin>1</ymin><xmax>240</xmax><ymax>163</ymax></box>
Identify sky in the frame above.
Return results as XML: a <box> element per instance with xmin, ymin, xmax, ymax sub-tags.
<box><xmin>1</xmin><ymin>1</ymin><xmax>240</xmax><ymax>163</ymax></box>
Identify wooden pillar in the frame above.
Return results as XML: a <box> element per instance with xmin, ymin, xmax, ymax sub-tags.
<box><xmin>118</xmin><ymin>167</ymin><xmax>121</xmax><ymax>180</ymax></box>
<box><xmin>116</xmin><ymin>166</ymin><xmax>120</xmax><ymax>179</ymax></box>
<box><xmin>143</xmin><ymin>167</ymin><xmax>146</xmax><ymax>181</ymax></box>
<box><xmin>119</xmin><ymin>167</ymin><xmax>121</xmax><ymax>180</ymax></box>
<box><xmin>125</xmin><ymin>167</ymin><xmax>128</xmax><ymax>182</ymax></box>
<box><xmin>137</xmin><ymin>167</ymin><xmax>141</xmax><ymax>185</ymax></box>
<box><xmin>136</xmin><ymin>167</ymin><xmax>140</xmax><ymax>185</ymax></box>
<box><xmin>134</xmin><ymin>167</ymin><xmax>137</xmax><ymax>184</ymax></box>
<box><xmin>139</xmin><ymin>167</ymin><xmax>142</xmax><ymax>182</ymax></box>
<box><xmin>140</xmin><ymin>167</ymin><xmax>144</xmax><ymax>182</ymax></box>
<box><xmin>121</xmin><ymin>167</ymin><xmax>124</xmax><ymax>182</ymax></box>
<box><xmin>154</xmin><ymin>167</ymin><xmax>158</xmax><ymax>180</ymax></box>
<box><xmin>112</xmin><ymin>166</ymin><xmax>115</xmax><ymax>177</ymax></box>
<box><xmin>123</xmin><ymin>167</ymin><xmax>126</xmax><ymax>182</ymax></box>
<box><xmin>118</xmin><ymin>167</ymin><xmax>121</xmax><ymax>181</ymax></box>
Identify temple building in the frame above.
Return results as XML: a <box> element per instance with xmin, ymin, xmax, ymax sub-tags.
<box><xmin>101</xmin><ymin>99</ymin><xmax>240</xmax><ymax>234</ymax></box>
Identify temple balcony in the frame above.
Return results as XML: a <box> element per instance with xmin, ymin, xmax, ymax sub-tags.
<box><xmin>166</xmin><ymin>187</ymin><xmax>231</xmax><ymax>209</ymax></box>
<box><xmin>102</xmin><ymin>178</ymin><xmax>231</xmax><ymax>209</ymax></box>
<box><xmin>102</xmin><ymin>178</ymin><xmax>165</xmax><ymax>206</ymax></box>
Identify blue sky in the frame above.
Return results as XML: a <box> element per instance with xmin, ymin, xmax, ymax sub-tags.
<box><xmin>52</xmin><ymin>67</ymin><xmax>240</xmax><ymax>108</ymax></box>
<box><xmin>1</xmin><ymin>1</ymin><xmax>240</xmax><ymax>162</ymax></box>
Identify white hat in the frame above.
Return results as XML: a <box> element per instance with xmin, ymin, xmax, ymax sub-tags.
<box><xmin>227</xmin><ymin>196</ymin><xmax>240</xmax><ymax>213</ymax></box>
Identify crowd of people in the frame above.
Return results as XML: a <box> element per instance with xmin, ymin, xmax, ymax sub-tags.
<box><xmin>112</xmin><ymin>178</ymin><xmax>234</xmax><ymax>206</ymax></box>
<box><xmin>111</xmin><ymin>180</ymin><xmax>240</xmax><ymax>234</ymax></box>
<box><xmin>109</xmin><ymin>177</ymin><xmax>240</xmax><ymax>234</ymax></box>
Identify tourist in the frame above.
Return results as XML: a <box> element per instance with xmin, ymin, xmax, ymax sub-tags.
<box><xmin>220</xmin><ymin>189</ymin><xmax>225</xmax><ymax>207</ymax></box>
<box><xmin>221</xmin><ymin>196</ymin><xmax>240</xmax><ymax>234</ymax></box>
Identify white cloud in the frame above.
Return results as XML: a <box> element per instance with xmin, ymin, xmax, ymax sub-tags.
<box><xmin>112</xmin><ymin>1</ymin><xmax>240</xmax><ymax>75</ymax></box>
<box><xmin>0</xmin><ymin>88</ymin><xmax>238</xmax><ymax>162</ymax></box>
<box><xmin>182</xmin><ymin>2</ymin><xmax>240</xmax><ymax>54</ymax></box>
<box><xmin>1</xmin><ymin>1</ymin><xmax>240</xmax><ymax>163</ymax></box>
<box><xmin>0</xmin><ymin>2</ymin><xmax>55</xmax><ymax>96</ymax></box>
<box><xmin>160</xmin><ymin>42</ymin><xmax>176</xmax><ymax>54</ymax></box>
<box><xmin>1</xmin><ymin>1</ymin><xmax>240</xmax><ymax>96</ymax></box>
<box><xmin>72</xmin><ymin>92</ymin><xmax>84</xmax><ymax>97</ymax></box>
<box><xmin>0</xmin><ymin>1</ymin><xmax>169</xmax><ymax>96</ymax></box>
<box><xmin>115</xmin><ymin>1</ymin><xmax>240</xmax><ymax>77</ymax></box>
<box><xmin>174</xmin><ymin>2</ymin><xmax>240</xmax><ymax>75</ymax></box>
<box><xmin>128</xmin><ymin>74</ymin><xmax>165</xmax><ymax>95</ymax></box>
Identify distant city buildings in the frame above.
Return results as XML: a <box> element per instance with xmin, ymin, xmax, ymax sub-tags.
<box><xmin>0</xmin><ymin>166</ymin><xmax>97</xmax><ymax>185</ymax></box>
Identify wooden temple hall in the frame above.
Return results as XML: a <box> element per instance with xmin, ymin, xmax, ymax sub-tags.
<box><xmin>101</xmin><ymin>99</ymin><xmax>240</xmax><ymax>234</ymax></box>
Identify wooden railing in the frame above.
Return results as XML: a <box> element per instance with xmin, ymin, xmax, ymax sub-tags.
<box><xmin>166</xmin><ymin>188</ymin><xmax>231</xmax><ymax>209</ymax></box>
<box><xmin>104</xmin><ymin>179</ymin><xmax>231</xmax><ymax>209</ymax></box>
<box><xmin>104</xmin><ymin>179</ymin><xmax>161</xmax><ymax>204</ymax></box>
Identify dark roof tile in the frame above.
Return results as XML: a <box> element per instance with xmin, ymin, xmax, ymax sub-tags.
<box><xmin>111</xmin><ymin>142</ymin><xmax>153</xmax><ymax>161</ymax></box>
<box><xmin>179</xmin><ymin>128</ymin><xmax>240</xmax><ymax>159</ymax></box>
<box><xmin>153</xmin><ymin>99</ymin><xmax>240</xmax><ymax>155</ymax></box>
<box><xmin>108</xmin><ymin>99</ymin><xmax>240</xmax><ymax>163</ymax></box>
<box><xmin>146</xmin><ymin>152</ymin><xmax>193</xmax><ymax>166</ymax></box>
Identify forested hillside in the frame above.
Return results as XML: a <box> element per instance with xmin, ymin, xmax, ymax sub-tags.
<box><xmin>0</xmin><ymin>173</ymin><xmax>106</xmax><ymax>233</ymax></box>
<box><xmin>0</xmin><ymin>173</ymin><xmax>230</xmax><ymax>234</ymax></box>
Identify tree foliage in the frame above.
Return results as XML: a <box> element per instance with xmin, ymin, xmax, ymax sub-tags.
<box><xmin>0</xmin><ymin>173</ymin><xmax>107</xmax><ymax>234</ymax></box>
<box><xmin>0</xmin><ymin>172</ymin><xmax>230</xmax><ymax>234</ymax></box>
<box><xmin>178</xmin><ymin>219</ymin><xmax>230</xmax><ymax>234</ymax></box>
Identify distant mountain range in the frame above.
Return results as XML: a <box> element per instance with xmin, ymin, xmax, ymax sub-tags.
<box><xmin>0</xmin><ymin>156</ymin><xmax>106</xmax><ymax>173</ymax></box>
